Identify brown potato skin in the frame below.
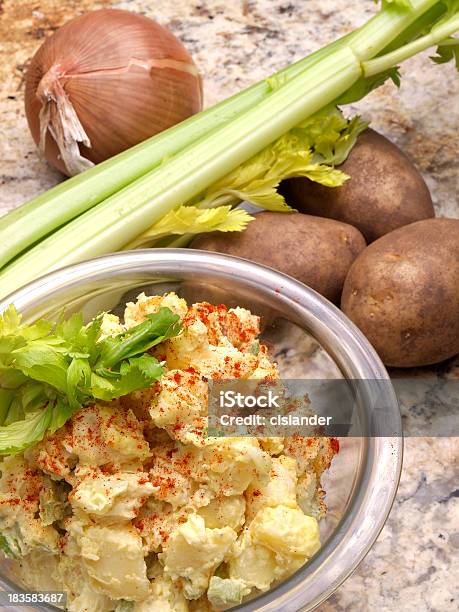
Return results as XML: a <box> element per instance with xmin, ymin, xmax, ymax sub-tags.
<box><xmin>341</xmin><ymin>218</ymin><xmax>459</xmax><ymax>367</ymax></box>
<box><xmin>191</xmin><ymin>212</ymin><xmax>366</xmax><ymax>304</ymax></box>
<box><xmin>283</xmin><ymin>129</ymin><xmax>434</xmax><ymax>243</ymax></box>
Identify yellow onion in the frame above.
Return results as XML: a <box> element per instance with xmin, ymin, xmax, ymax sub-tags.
<box><xmin>24</xmin><ymin>9</ymin><xmax>203</xmax><ymax>176</ymax></box>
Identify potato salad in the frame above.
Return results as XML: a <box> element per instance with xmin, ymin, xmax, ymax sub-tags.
<box><xmin>0</xmin><ymin>293</ymin><xmax>337</xmax><ymax>611</ymax></box>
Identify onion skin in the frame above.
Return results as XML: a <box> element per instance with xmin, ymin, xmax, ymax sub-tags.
<box><xmin>25</xmin><ymin>9</ymin><xmax>203</xmax><ymax>176</ymax></box>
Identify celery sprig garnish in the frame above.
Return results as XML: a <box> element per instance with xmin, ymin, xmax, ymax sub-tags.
<box><xmin>0</xmin><ymin>306</ymin><xmax>182</xmax><ymax>455</ymax></box>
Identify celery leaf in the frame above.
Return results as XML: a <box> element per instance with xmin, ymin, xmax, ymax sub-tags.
<box><xmin>431</xmin><ymin>38</ymin><xmax>459</xmax><ymax>69</ymax></box>
<box><xmin>12</xmin><ymin>344</ymin><xmax>69</xmax><ymax>393</ymax></box>
<box><xmin>0</xmin><ymin>389</ymin><xmax>14</xmax><ymax>425</ymax></box>
<box><xmin>48</xmin><ymin>397</ymin><xmax>76</xmax><ymax>434</ymax></box>
<box><xmin>295</xmin><ymin>108</ymin><xmax>368</xmax><ymax>165</ymax></box>
<box><xmin>0</xmin><ymin>305</ymin><xmax>21</xmax><ymax>336</ymax></box>
<box><xmin>0</xmin><ymin>408</ymin><xmax>52</xmax><ymax>456</ymax></box>
<box><xmin>91</xmin><ymin>356</ymin><xmax>164</xmax><ymax>401</ymax></box>
<box><xmin>96</xmin><ymin>307</ymin><xmax>181</xmax><ymax>368</ymax></box>
<box><xmin>336</xmin><ymin>68</ymin><xmax>401</xmax><ymax>105</ymax></box>
<box><xmin>125</xmin><ymin>206</ymin><xmax>253</xmax><ymax>249</ymax></box>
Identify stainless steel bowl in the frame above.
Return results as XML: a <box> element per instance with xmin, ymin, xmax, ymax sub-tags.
<box><xmin>0</xmin><ymin>249</ymin><xmax>402</xmax><ymax>611</ymax></box>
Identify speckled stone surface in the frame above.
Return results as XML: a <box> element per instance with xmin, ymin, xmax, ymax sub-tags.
<box><xmin>0</xmin><ymin>1</ymin><xmax>458</xmax><ymax>610</ymax></box>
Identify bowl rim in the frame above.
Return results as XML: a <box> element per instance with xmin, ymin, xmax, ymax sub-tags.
<box><xmin>0</xmin><ymin>249</ymin><xmax>403</xmax><ymax>611</ymax></box>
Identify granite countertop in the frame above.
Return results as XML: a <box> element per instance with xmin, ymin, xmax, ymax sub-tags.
<box><xmin>0</xmin><ymin>1</ymin><xmax>458</xmax><ymax>610</ymax></box>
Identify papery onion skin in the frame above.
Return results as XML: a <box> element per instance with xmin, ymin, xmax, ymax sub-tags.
<box><xmin>25</xmin><ymin>9</ymin><xmax>203</xmax><ymax>176</ymax></box>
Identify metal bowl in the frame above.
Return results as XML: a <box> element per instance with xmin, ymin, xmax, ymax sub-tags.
<box><xmin>0</xmin><ymin>249</ymin><xmax>402</xmax><ymax>611</ymax></box>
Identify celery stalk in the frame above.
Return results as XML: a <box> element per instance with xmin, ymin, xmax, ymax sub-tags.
<box><xmin>0</xmin><ymin>0</ymin><xmax>438</xmax><ymax>270</ymax></box>
<box><xmin>364</xmin><ymin>12</ymin><xmax>459</xmax><ymax>76</ymax></box>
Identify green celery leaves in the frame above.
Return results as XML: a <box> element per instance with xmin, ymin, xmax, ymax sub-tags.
<box><xmin>125</xmin><ymin>206</ymin><xmax>253</xmax><ymax>250</ymax></box>
<box><xmin>336</xmin><ymin>68</ymin><xmax>401</xmax><ymax>105</ymax></box>
<box><xmin>97</xmin><ymin>308</ymin><xmax>181</xmax><ymax>368</ymax></box>
<box><xmin>195</xmin><ymin>108</ymin><xmax>367</xmax><ymax>213</ymax></box>
<box><xmin>128</xmin><ymin>109</ymin><xmax>368</xmax><ymax>248</ymax></box>
<box><xmin>0</xmin><ymin>306</ymin><xmax>182</xmax><ymax>455</ymax></box>
<box><xmin>431</xmin><ymin>38</ymin><xmax>459</xmax><ymax>69</ymax></box>
<box><xmin>0</xmin><ymin>408</ymin><xmax>52</xmax><ymax>456</ymax></box>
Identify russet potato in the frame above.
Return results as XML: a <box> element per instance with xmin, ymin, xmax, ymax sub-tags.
<box><xmin>341</xmin><ymin>218</ymin><xmax>459</xmax><ymax>367</ymax></box>
<box><xmin>192</xmin><ymin>212</ymin><xmax>366</xmax><ymax>304</ymax></box>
